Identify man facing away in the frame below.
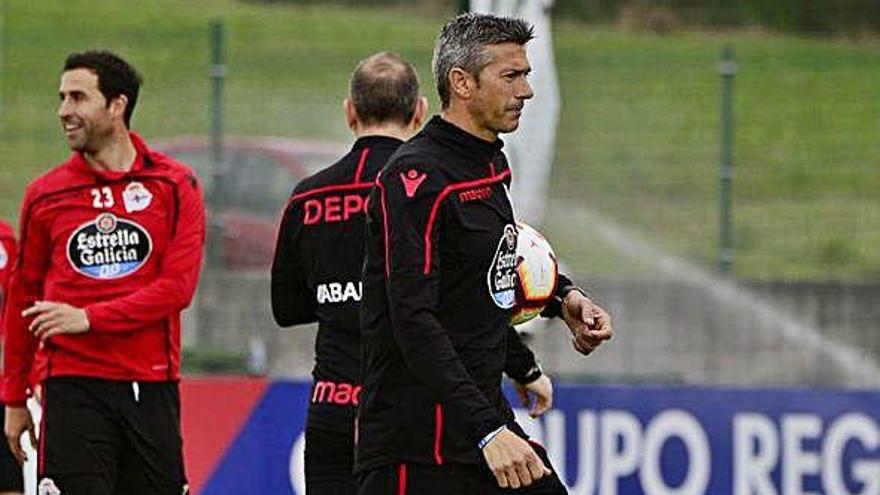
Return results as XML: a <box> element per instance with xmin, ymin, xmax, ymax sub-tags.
<box><xmin>356</xmin><ymin>13</ymin><xmax>614</xmax><ymax>495</ymax></box>
<box><xmin>271</xmin><ymin>51</ymin><xmax>427</xmax><ymax>495</ymax></box>
<box><xmin>2</xmin><ymin>50</ymin><xmax>205</xmax><ymax>495</ymax></box>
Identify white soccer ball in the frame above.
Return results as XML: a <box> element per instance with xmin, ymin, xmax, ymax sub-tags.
<box><xmin>510</xmin><ymin>222</ymin><xmax>558</xmax><ymax>326</ymax></box>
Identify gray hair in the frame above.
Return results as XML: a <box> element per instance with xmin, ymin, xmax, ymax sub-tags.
<box><xmin>432</xmin><ymin>13</ymin><xmax>534</xmax><ymax>110</ymax></box>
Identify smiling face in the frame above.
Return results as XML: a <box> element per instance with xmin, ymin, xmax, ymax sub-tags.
<box><xmin>467</xmin><ymin>42</ymin><xmax>534</xmax><ymax>137</ymax></box>
<box><xmin>57</xmin><ymin>68</ymin><xmax>123</xmax><ymax>153</ymax></box>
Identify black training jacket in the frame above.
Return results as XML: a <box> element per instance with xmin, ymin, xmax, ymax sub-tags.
<box><xmin>272</xmin><ymin>135</ymin><xmax>402</xmax><ymax>433</ymax></box>
<box><xmin>356</xmin><ymin>117</ymin><xmax>572</xmax><ymax>471</ymax></box>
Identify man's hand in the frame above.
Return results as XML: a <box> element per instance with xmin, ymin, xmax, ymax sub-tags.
<box><xmin>482</xmin><ymin>428</ymin><xmax>551</xmax><ymax>489</ymax></box>
<box><xmin>561</xmin><ymin>291</ymin><xmax>613</xmax><ymax>355</ymax></box>
<box><xmin>23</xmin><ymin>301</ymin><xmax>90</xmax><ymax>341</ymax></box>
<box><xmin>514</xmin><ymin>374</ymin><xmax>553</xmax><ymax>418</ymax></box>
<box><xmin>4</xmin><ymin>406</ymin><xmax>35</xmax><ymax>466</ymax></box>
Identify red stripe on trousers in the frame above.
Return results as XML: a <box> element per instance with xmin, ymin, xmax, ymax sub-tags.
<box><xmin>434</xmin><ymin>403</ymin><xmax>443</xmax><ymax>465</ymax></box>
<box><xmin>398</xmin><ymin>463</ymin><xmax>407</xmax><ymax>495</ymax></box>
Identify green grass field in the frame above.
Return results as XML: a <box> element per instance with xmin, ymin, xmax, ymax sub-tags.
<box><xmin>549</xmin><ymin>24</ymin><xmax>880</xmax><ymax>281</ymax></box>
<box><xmin>2</xmin><ymin>0</ymin><xmax>878</xmax><ymax>281</ymax></box>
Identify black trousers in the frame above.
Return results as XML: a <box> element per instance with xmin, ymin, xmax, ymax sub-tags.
<box><xmin>305</xmin><ymin>425</ymin><xmax>357</xmax><ymax>495</ymax></box>
<box><xmin>357</xmin><ymin>442</ymin><xmax>567</xmax><ymax>495</ymax></box>
<box><xmin>39</xmin><ymin>377</ymin><xmax>187</xmax><ymax>495</ymax></box>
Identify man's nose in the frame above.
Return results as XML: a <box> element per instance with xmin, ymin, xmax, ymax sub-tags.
<box><xmin>58</xmin><ymin>97</ymin><xmax>72</xmax><ymax>118</ymax></box>
<box><xmin>519</xmin><ymin>79</ymin><xmax>534</xmax><ymax>100</ymax></box>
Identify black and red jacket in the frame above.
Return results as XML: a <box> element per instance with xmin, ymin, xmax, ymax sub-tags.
<box><xmin>270</xmin><ymin>135</ymin><xmax>543</xmax><ymax>436</ymax></box>
<box><xmin>356</xmin><ymin>117</ymin><xmax>572</xmax><ymax>471</ymax></box>
<box><xmin>1</xmin><ymin>133</ymin><xmax>205</xmax><ymax>406</ymax></box>
<box><xmin>271</xmin><ymin>135</ymin><xmax>402</xmax><ymax>434</ymax></box>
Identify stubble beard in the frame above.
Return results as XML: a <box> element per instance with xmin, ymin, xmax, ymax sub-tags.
<box><xmin>491</xmin><ymin>113</ymin><xmax>521</xmax><ymax>135</ymax></box>
<box><xmin>77</xmin><ymin>122</ymin><xmax>114</xmax><ymax>154</ymax></box>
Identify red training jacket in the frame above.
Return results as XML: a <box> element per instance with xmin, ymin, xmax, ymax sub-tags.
<box><xmin>1</xmin><ymin>133</ymin><xmax>205</xmax><ymax>406</ymax></box>
<box><xmin>0</xmin><ymin>220</ymin><xmax>19</xmax><ymax>400</ymax></box>
<box><xmin>0</xmin><ymin>219</ymin><xmax>18</xmax><ymax>340</ymax></box>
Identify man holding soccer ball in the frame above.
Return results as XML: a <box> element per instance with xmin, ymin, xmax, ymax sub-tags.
<box><xmin>356</xmin><ymin>12</ymin><xmax>613</xmax><ymax>495</ymax></box>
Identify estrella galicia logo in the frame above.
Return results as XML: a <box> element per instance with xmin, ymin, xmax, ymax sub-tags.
<box><xmin>67</xmin><ymin>213</ymin><xmax>152</xmax><ymax>280</ymax></box>
<box><xmin>487</xmin><ymin>224</ymin><xmax>518</xmax><ymax>309</ymax></box>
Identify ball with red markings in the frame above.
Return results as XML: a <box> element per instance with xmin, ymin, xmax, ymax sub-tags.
<box><xmin>510</xmin><ymin>222</ymin><xmax>558</xmax><ymax>326</ymax></box>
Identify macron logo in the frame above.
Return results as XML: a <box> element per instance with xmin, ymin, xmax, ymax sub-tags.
<box><xmin>400</xmin><ymin>169</ymin><xmax>427</xmax><ymax>198</ymax></box>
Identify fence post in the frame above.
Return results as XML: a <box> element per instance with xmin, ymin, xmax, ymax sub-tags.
<box><xmin>208</xmin><ymin>20</ymin><xmax>227</xmax><ymax>267</ymax></box>
<box><xmin>718</xmin><ymin>45</ymin><xmax>736</xmax><ymax>274</ymax></box>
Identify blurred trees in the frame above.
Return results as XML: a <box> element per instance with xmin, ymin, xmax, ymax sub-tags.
<box><xmin>548</xmin><ymin>0</ymin><xmax>880</xmax><ymax>34</ymax></box>
<box><xmin>248</xmin><ymin>0</ymin><xmax>880</xmax><ymax>35</ymax></box>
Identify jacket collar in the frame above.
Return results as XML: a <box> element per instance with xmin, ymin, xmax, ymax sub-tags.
<box><xmin>351</xmin><ymin>134</ymin><xmax>404</xmax><ymax>153</ymax></box>
<box><xmin>423</xmin><ymin>116</ymin><xmax>504</xmax><ymax>160</ymax></box>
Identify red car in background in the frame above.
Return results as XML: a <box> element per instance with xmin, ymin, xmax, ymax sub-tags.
<box><xmin>156</xmin><ymin>136</ymin><xmax>345</xmax><ymax>268</ymax></box>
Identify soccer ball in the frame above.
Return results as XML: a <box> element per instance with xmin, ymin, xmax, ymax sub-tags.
<box><xmin>510</xmin><ymin>223</ymin><xmax>558</xmax><ymax>326</ymax></box>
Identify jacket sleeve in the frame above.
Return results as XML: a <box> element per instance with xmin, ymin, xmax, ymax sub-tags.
<box><xmin>504</xmin><ymin>327</ymin><xmax>540</xmax><ymax>384</ymax></box>
<box><xmin>270</xmin><ymin>193</ymin><xmax>317</xmax><ymax>327</ymax></box>
<box><xmin>379</xmin><ymin>165</ymin><xmax>504</xmax><ymax>444</ymax></box>
<box><xmin>2</xmin><ymin>189</ymin><xmax>46</xmax><ymax>405</ymax></box>
<box><xmin>84</xmin><ymin>172</ymin><xmax>206</xmax><ymax>332</ymax></box>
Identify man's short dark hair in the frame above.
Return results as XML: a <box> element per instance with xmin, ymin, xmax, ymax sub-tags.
<box><xmin>349</xmin><ymin>52</ymin><xmax>420</xmax><ymax>127</ymax></box>
<box><xmin>64</xmin><ymin>50</ymin><xmax>143</xmax><ymax>127</ymax></box>
<box><xmin>432</xmin><ymin>13</ymin><xmax>534</xmax><ymax>109</ymax></box>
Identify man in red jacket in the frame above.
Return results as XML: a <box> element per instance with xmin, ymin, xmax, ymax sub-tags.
<box><xmin>0</xmin><ymin>220</ymin><xmax>23</xmax><ymax>495</ymax></box>
<box><xmin>2</xmin><ymin>50</ymin><xmax>205</xmax><ymax>495</ymax></box>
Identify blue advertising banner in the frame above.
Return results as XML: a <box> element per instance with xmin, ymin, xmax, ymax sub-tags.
<box><xmin>196</xmin><ymin>382</ymin><xmax>879</xmax><ymax>495</ymax></box>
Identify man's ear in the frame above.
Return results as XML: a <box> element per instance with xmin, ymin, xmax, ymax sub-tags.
<box><xmin>344</xmin><ymin>98</ymin><xmax>358</xmax><ymax>132</ymax></box>
<box><xmin>109</xmin><ymin>94</ymin><xmax>129</xmax><ymax>123</ymax></box>
<box><xmin>448</xmin><ymin>67</ymin><xmax>476</xmax><ymax>101</ymax></box>
<box><xmin>410</xmin><ymin>96</ymin><xmax>428</xmax><ymax>129</ymax></box>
